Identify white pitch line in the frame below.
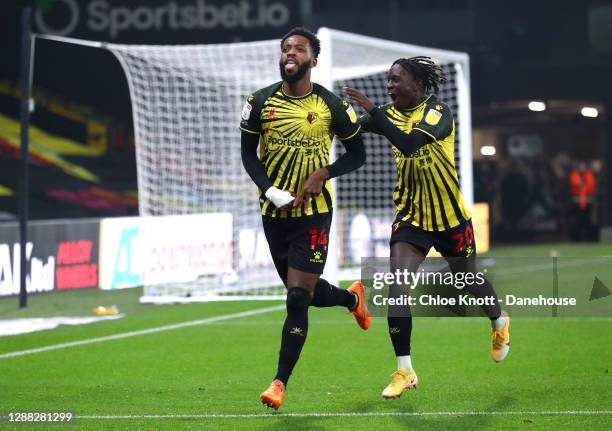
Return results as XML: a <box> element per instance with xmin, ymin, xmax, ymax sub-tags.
<box><xmin>74</xmin><ymin>410</ymin><xmax>612</xmax><ymax>419</ymax></box>
<box><xmin>207</xmin><ymin>316</ymin><xmax>612</xmax><ymax>326</ymax></box>
<box><xmin>0</xmin><ymin>305</ymin><xmax>285</xmax><ymax>360</ymax></box>
<box><xmin>489</xmin><ymin>257</ymin><xmax>609</xmax><ymax>276</ymax></box>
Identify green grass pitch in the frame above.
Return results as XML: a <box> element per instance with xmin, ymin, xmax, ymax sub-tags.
<box><xmin>1</xmin><ymin>243</ymin><xmax>611</xmax><ymax>430</ymax></box>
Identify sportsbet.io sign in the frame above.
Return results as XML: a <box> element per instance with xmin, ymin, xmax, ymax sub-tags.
<box><xmin>34</xmin><ymin>0</ymin><xmax>295</xmax><ymax>42</ymax></box>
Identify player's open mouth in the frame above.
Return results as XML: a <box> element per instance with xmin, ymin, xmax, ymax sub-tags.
<box><xmin>388</xmin><ymin>92</ymin><xmax>397</xmax><ymax>101</ymax></box>
<box><xmin>284</xmin><ymin>59</ymin><xmax>298</xmax><ymax>74</ymax></box>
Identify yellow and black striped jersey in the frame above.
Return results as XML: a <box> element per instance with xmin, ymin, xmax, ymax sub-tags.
<box><xmin>240</xmin><ymin>82</ymin><xmax>360</xmax><ymax>217</ymax></box>
<box><xmin>361</xmin><ymin>95</ymin><xmax>471</xmax><ymax>231</ymax></box>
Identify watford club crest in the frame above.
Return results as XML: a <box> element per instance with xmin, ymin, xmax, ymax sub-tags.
<box><xmin>307</xmin><ymin>112</ymin><xmax>318</xmax><ymax>124</ymax></box>
<box><xmin>266</xmin><ymin>108</ymin><xmax>277</xmax><ymax>119</ymax></box>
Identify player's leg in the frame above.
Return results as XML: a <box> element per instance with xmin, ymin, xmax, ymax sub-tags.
<box><xmin>259</xmin><ymin>216</ymin><xmax>293</xmax><ymax>409</ymax></box>
<box><xmin>297</xmin><ymin>212</ymin><xmax>369</xmax><ymax>326</ymax></box>
<box><xmin>276</xmin><ymin>267</ymin><xmax>318</xmax><ymax>380</ymax></box>
<box><xmin>260</xmin><ymin>268</ymin><xmax>318</xmax><ymax>409</ymax></box>
<box><xmin>259</xmin><ymin>214</ymin><xmax>325</xmax><ymax>408</ymax></box>
<box><xmin>461</xmin><ymin>254</ymin><xmax>511</xmax><ymax>362</ymax></box>
<box><xmin>294</xmin><ymin>214</ymin><xmax>353</xmax><ymax>308</ymax></box>
<box><xmin>436</xmin><ymin>220</ymin><xmax>510</xmax><ymax>362</ymax></box>
<box><xmin>270</xmin><ymin>255</ymin><xmax>288</xmax><ymax>287</ymax></box>
<box><xmin>310</xmin><ymin>277</ymin><xmax>370</xmax><ymax>329</ymax></box>
<box><xmin>388</xmin><ymin>241</ymin><xmax>423</xmax><ymax>365</ymax></box>
<box><xmin>382</xmin><ymin>241</ymin><xmax>423</xmax><ymax>398</ymax></box>
<box><xmin>261</xmin><ymin>216</ymin><xmax>356</xmax><ymax>312</ymax></box>
<box><xmin>260</xmin><ymin>271</ymin><xmax>313</xmax><ymax>409</ymax></box>
<box><xmin>382</xmin><ymin>222</ymin><xmax>429</xmax><ymax>398</ymax></box>
<box><xmin>449</xmin><ymin>255</ymin><xmax>502</xmax><ymax>320</ymax></box>
<box><xmin>274</xmin><ymin>213</ymin><xmax>334</xmax><ymax>386</ymax></box>
<box><xmin>310</xmin><ymin>278</ymin><xmax>355</xmax><ymax>308</ymax></box>
<box><xmin>262</xmin><ymin>216</ymin><xmax>289</xmax><ymax>286</ymax></box>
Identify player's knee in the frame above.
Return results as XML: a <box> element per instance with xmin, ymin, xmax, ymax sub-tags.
<box><xmin>286</xmin><ymin>287</ymin><xmax>311</xmax><ymax>313</ymax></box>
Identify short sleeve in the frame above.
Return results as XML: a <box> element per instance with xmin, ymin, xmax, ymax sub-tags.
<box><xmin>413</xmin><ymin>101</ymin><xmax>453</xmax><ymax>141</ymax></box>
<box><xmin>239</xmin><ymin>94</ymin><xmax>262</xmax><ymax>135</ymax></box>
<box><xmin>330</xmin><ymin>97</ymin><xmax>361</xmax><ymax>140</ymax></box>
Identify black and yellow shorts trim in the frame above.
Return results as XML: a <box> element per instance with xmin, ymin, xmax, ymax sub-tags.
<box><xmin>390</xmin><ymin>218</ymin><xmax>476</xmax><ymax>258</ymax></box>
<box><xmin>262</xmin><ymin>211</ymin><xmax>333</xmax><ymax>274</ymax></box>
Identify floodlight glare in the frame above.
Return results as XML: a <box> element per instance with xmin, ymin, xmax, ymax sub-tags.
<box><xmin>528</xmin><ymin>101</ymin><xmax>546</xmax><ymax>112</ymax></box>
<box><xmin>581</xmin><ymin>107</ymin><xmax>598</xmax><ymax>118</ymax></box>
<box><xmin>480</xmin><ymin>146</ymin><xmax>496</xmax><ymax>156</ymax></box>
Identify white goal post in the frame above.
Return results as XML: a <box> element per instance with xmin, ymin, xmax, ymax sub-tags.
<box><xmin>34</xmin><ymin>28</ymin><xmax>472</xmax><ymax>303</ymax></box>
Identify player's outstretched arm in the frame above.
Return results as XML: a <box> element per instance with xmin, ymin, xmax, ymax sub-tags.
<box><xmin>343</xmin><ymin>86</ymin><xmax>432</xmax><ymax>156</ymax></box>
<box><xmin>358</xmin><ymin>114</ymin><xmax>383</xmax><ymax>135</ymax></box>
<box><xmin>368</xmin><ymin>107</ymin><xmax>432</xmax><ymax>156</ymax></box>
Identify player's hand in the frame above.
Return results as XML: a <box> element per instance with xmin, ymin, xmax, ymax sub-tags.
<box><xmin>294</xmin><ymin>168</ymin><xmax>330</xmax><ymax>212</ymax></box>
<box><xmin>342</xmin><ymin>87</ymin><xmax>376</xmax><ymax>112</ymax></box>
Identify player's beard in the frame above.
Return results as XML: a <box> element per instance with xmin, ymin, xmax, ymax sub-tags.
<box><xmin>279</xmin><ymin>60</ymin><xmax>310</xmax><ymax>84</ymax></box>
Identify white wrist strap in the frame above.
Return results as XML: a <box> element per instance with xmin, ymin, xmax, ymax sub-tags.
<box><xmin>265</xmin><ymin>187</ymin><xmax>294</xmax><ymax>208</ymax></box>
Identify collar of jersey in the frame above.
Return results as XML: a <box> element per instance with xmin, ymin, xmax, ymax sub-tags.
<box><xmin>396</xmin><ymin>94</ymin><xmax>432</xmax><ymax>113</ymax></box>
<box><xmin>280</xmin><ymin>82</ymin><xmax>314</xmax><ymax>99</ymax></box>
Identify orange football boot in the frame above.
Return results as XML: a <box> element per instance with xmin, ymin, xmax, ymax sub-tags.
<box><xmin>347</xmin><ymin>281</ymin><xmax>372</xmax><ymax>330</ymax></box>
<box><xmin>260</xmin><ymin>379</ymin><xmax>285</xmax><ymax>409</ymax></box>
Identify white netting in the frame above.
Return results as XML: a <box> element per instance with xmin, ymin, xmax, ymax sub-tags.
<box><xmin>99</xmin><ymin>28</ymin><xmax>472</xmax><ymax>301</ymax></box>
<box><xmin>108</xmin><ymin>39</ymin><xmax>283</xmax><ymax>300</ymax></box>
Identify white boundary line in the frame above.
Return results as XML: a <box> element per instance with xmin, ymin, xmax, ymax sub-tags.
<box><xmin>73</xmin><ymin>410</ymin><xmax>612</xmax><ymax>419</ymax></box>
<box><xmin>0</xmin><ymin>305</ymin><xmax>284</xmax><ymax>360</ymax></box>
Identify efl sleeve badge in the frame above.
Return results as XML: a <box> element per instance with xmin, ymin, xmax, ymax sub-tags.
<box><xmin>346</xmin><ymin>103</ymin><xmax>357</xmax><ymax>123</ymax></box>
<box><xmin>241</xmin><ymin>101</ymin><xmax>253</xmax><ymax>120</ymax></box>
<box><xmin>425</xmin><ymin>108</ymin><xmax>442</xmax><ymax>126</ymax></box>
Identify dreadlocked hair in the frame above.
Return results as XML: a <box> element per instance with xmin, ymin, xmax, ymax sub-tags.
<box><xmin>392</xmin><ymin>56</ymin><xmax>447</xmax><ymax>94</ymax></box>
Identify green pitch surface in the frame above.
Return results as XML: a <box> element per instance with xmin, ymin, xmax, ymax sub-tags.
<box><xmin>1</xmin><ymin>243</ymin><xmax>611</xmax><ymax>430</ymax></box>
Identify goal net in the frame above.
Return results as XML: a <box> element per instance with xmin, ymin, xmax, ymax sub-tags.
<box><xmin>36</xmin><ymin>28</ymin><xmax>472</xmax><ymax>302</ymax></box>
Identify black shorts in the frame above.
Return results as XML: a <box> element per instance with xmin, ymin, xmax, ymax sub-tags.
<box><xmin>262</xmin><ymin>211</ymin><xmax>332</xmax><ymax>274</ymax></box>
<box><xmin>390</xmin><ymin>218</ymin><xmax>476</xmax><ymax>258</ymax></box>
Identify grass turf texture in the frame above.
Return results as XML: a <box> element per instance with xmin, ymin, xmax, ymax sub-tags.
<box><xmin>1</xmin><ymin>242</ymin><xmax>611</xmax><ymax>430</ymax></box>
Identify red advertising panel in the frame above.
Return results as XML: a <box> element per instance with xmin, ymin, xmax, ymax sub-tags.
<box><xmin>0</xmin><ymin>219</ymin><xmax>100</xmax><ymax>296</ymax></box>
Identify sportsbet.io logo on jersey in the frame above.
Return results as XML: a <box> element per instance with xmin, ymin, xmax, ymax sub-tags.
<box><xmin>265</xmin><ymin>129</ymin><xmax>323</xmax><ymax>152</ymax></box>
<box><xmin>34</xmin><ymin>0</ymin><xmax>292</xmax><ymax>39</ymax></box>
